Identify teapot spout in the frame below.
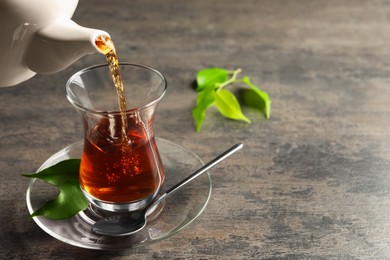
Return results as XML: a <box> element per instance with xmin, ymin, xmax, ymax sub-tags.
<box><xmin>25</xmin><ymin>20</ymin><xmax>109</xmax><ymax>74</ymax></box>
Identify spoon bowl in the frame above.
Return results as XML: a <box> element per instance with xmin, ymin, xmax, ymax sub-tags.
<box><xmin>92</xmin><ymin>143</ymin><xmax>243</xmax><ymax>236</ymax></box>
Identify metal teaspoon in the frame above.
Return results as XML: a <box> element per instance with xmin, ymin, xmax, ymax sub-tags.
<box><xmin>92</xmin><ymin>143</ymin><xmax>243</xmax><ymax>236</ymax></box>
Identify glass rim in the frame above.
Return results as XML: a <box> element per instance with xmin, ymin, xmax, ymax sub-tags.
<box><xmin>65</xmin><ymin>62</ymin><xmax>167</xmax><ymax>116</ymax></box>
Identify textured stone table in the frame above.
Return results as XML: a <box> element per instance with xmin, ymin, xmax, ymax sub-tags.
<box><xmin>1</xmin><ymin>0</ymin><xmax>390</xmax><ymax>258</ymax></box>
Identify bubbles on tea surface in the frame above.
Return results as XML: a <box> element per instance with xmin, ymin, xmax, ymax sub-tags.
<box><xmin>89</xmin><ymin>116</ymin><xmax>144</xmax><ymax>151</ymax></box>
<box><xmin>103</xmin><ymin>150</ymin><xmax>143</xmax><ymax>184</ymax></box>
<box><xmin>89</xmin><ymin>119</ymin><xmax>118</xmax><ymax>154</ymax></box>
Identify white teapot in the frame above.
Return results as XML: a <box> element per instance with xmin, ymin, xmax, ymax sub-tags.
<box><xmin>0</xmin><ymin>0</ymin><xmax>110</xmax><ymax>87</ymax></box>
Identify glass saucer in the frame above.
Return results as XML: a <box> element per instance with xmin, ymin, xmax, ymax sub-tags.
<box><xmin>26</xmin><ymin>138</ymin><xmax>212</xmax><ymax>250</ymax></box>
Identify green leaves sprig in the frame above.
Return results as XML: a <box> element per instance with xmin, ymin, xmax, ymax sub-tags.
<box><xmin>192</xmin><ymin>68</ymin><xmax>271</xmax><ymax>132</ymax></box>
<box><xmin>23</xmin><ymin>159</ymin><xmax>88</xmax><ymax>220</ymax></box>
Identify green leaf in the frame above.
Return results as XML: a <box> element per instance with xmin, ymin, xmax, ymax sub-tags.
<box><xmin>196</xmin><ymin>68</ymin><xmax>229</xmax><ymax>91</ymax></box>
<box><xmin>241</xmin><ymin>76</ymin><xmax>271</xmax><ymax>118</ymax></box>
<box><xmin>215</xmin><ymin>89</ymin><xmax>251</xmax><ymax>123</ymax></box>
<box><xmin>22</xmin><ymin>159</ymin><xmax>88</xmax><ymax>220</ymax></box>
<box><xmin>192</xmin><ymin>85</ymin><xmax>216</xmax><ymax>132</ymax></box>
<box><xmin>192</xmin><ymin>67</ymin><xmax>270</xmax><ymax>133</ymax></box>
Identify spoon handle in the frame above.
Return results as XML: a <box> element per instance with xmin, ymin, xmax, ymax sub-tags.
<box><xmin>152</xmin><ymin>143</ymin><xmax>244</xmax><ymax>207</ymax></box>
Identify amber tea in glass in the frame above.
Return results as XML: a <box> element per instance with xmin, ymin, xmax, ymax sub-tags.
<box><xmin>66</xmin><ymin>63</ymin><xmax>167</xmax><ymax>212</ymax></box>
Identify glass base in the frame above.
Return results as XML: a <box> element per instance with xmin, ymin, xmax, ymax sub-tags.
<box><xmin>26</xmin><ymin>138</ymin><xmax>212</xmax><ymax>250</ymax></box>
<box><xmin>77</xmin><ymin>200</ymin><xmax>165</xmax><ymax>227</ymax></box>
<box><xmin>82</xmin><ymin>188</ymin><xmax>158</xmax><ymax>212</ymax></box>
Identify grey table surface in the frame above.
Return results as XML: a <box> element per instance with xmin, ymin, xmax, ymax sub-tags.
<box><xmin>1</xmin><ymin>0</ymin><xmax>390</xmax><ymax>259</ymax></box>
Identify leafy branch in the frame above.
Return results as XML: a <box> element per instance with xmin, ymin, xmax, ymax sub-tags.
<box><xmin>192</xmin><ymin>67</ymin><xmax>271</xmax><ymax>132</ymax></box>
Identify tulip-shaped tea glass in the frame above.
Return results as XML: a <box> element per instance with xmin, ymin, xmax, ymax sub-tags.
<box><xmin>66</xmin><ymin>63</ymin><xmax>166</xmax><ymax>212</ymax></box>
